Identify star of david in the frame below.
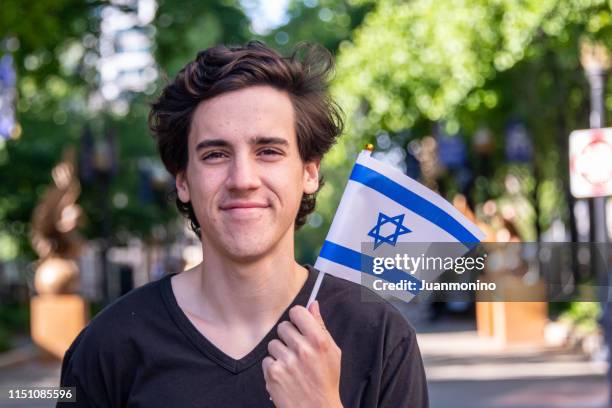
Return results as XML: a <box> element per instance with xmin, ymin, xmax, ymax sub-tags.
<box><xmin>367</xmin><ymin>212</ymin><xmax>411</xmax><ymax>249</ymax></box>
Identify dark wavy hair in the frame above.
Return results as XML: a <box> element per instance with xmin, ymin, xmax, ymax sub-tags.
<box><xmin>149</xmin><ymin>41</ymin><xmax>344</xmax><ymax>238</ymax></box>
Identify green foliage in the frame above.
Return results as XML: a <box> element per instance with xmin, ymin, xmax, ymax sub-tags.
<box><xmin>0</xmin><ymin>304</ymin><xmax>30</xmax><ymax>352</ymax></box>
<box><xmin>0</xmin><ymin>326</ymin><xmax>10</xmax><ymax>353</ymax></box>
<box><xmin>0</xmin><ymin>304</ymin><xmax>30</xmax><ymax>332</ymax></box>
<box><xmin>560</xmin><ymin>301</ymin><xmax>601</xmax><ymax>334</ymax></box>
<box><xmin>334</xmin><ymin>0</ymin><xmax>611</xmax><ymax>136</ymax></box>
<box><xmin>1</xmin><ymin>1</ymin><xmax>100</xmax><ymax>260</ymax></box>
<box><xmin>328</xmin><ymin>0</ymin><xmax>612</xmax><ymax>239</ymax></box>
<box><xmin>261</xmin><ymin>0</ymin><xmax>372</xmax><ymax>54</ymax></box>
<box><xmin>155</xmin><ymin>0</ymin><xmax>251</xmax><ymax>75</ymax></box>
<box><xmin>1</xmin><ymin>0</ymin><xmax>96</xmax><ymax>79</ymax></box>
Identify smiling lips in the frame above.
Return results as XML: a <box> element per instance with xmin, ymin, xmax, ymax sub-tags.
<box><xmin>219</xmin><ymin>201</ymin><xmax>270</xmax><ymax>215</ymax></box>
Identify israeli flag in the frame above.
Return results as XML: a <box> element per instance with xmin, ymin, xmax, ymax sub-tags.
<box><xmin>308</xmin><ymin>150</ymin><xmax>485</xmax><ymax>304</ymax></box>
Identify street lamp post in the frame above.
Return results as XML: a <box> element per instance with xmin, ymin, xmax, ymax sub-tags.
<box><xmin>580</xmin><ymin>39</ymin><xmax>611</xmax><ymax>405</ymax></box>
<box><xmin>581</xmin><ymin>40</ymin><xmax>610</xmax><ymax>246</ymax></box>
<box><xmin>80</xmin><ymin>123</ymin><xmax>117</xmax><ymax>304</ymax></box>
<box><xmin>580</xmin><ymin>40</ymin><xmax>610</xmax><ymax>287</ymax></box>
<box><xmin>96</xmin><ymin>126</ymin><xmax>117</xmax><ymax>304</ymax></box>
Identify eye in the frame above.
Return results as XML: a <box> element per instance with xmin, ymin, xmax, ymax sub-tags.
<box><xmin>201</xmin><ymin>151</ymin><xmax>227</xmax><ymax>161</ymax></box>
<box><xmin>258</xmin><ymin>148</ymin><xmax>283</xmax><ymax>157</ymax></box>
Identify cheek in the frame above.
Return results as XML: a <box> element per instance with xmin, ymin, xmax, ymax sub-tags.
<box><xmin>186</xmin><ymin>177</ymin><xmax>218</xmax><ymax>213</ymax></box>
<box><xmin>287</xmin><ymin>168</ymin><xmax>308</xmax><ymax>204</ymax></box>
<box><xmin>264</xmin><ymin>168</ymin><xmax>302</xmax><ymax>204</ymax></box>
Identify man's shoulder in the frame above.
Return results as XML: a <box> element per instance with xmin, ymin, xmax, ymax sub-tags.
<box><xmin>92</xmin><ymin>274</ymin><xmax>169</xmax><ymax>328</ymax></box>
<box><xmin>317</xmin><ymin>271</ymin><xmax>416</xmax><ymax>340</ymax></box>
<box><xmin>67</xmin><ymin>274</ymin><xmax>171</xmax><ymax>355</ymax></box>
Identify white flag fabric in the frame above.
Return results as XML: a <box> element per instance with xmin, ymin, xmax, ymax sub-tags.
<box><xmin>311</xmin><ymin>150</ymin><xmax>485</xmax><ymax>304</ymax></box>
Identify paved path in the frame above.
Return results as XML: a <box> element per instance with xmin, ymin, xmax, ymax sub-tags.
<box><xmin>0</xmin><ymin>355</ymin><xmax>60</xmax><ymax>408</ymax></box>
<box><xmin>420</xmin><ymin>329</ymin><xmax>608</xmax><ymax>408</ymax></box>
<box><xmin>393</xmin><ymin>300</ymin><xmax>610</xmax><ymax>408</ymax></box>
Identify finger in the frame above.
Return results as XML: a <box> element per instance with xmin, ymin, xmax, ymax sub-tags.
<box><xmin>308</xmin><ymin>300</ymin><xmax>325</xmax><ymax>327</ymax></box>
<box><xmin>262</xmin><ymin>356</ymin><xmax>275</xmax><ymax>382</ymax></box>
<box><xmin>289</xmin><ymin>305</ymin><xmax>326</xmax><ymax>340</ymax></box>
<box><xmin>267</xmin><ymin>338</ymin><xmax>292</xmax><ymax>361</ymax></box>
<box><xmin>277</xmin><ymin>320</ymin><xmax>306</xmax><ymax>352</ymax></box>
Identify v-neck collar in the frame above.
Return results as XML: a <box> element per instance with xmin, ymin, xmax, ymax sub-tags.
<box><xmin>160</xmin><ymin>264</ymin><xmax>318</xmax><ymax>374</ymax></box>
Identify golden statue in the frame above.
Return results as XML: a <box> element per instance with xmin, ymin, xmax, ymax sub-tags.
<box><xmin>30</xmin><ymin>147</ymin><xmax>85</xmax><ymax>295</ymax></box>
<box><xmin>30</xmin><ymin>146</ymin><xmax>88</xmax><ymax>359</ymax></box>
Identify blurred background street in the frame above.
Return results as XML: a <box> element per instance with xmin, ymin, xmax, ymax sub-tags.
<box><xmin>420</xmin><ymin>322</ymin><xmax>608</xmax><ymax>408</ymax></box>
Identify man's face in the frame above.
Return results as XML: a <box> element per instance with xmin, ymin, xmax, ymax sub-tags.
<box><xmin>176</xmin><ymin>85</ymin><xmax>319</xmax><ymax>262</ymax></box>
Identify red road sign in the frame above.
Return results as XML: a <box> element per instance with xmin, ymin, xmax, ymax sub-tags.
<box><xmin>569</xmin><ymin>128</ymin><xmax>612</xmax><ymax>198</ymax></box>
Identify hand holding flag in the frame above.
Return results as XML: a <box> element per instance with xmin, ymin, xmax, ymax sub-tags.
<box><xmin>263</xmin><ymin>301</ymin><xmax>342</xmax><ymax>408</ymax></box>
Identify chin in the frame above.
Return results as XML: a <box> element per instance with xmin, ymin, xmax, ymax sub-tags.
<box><xmin>220</xmin><ymin>236</ymin><xmax>276</xmax><ymax>262</ymax></box>
<box><xmin>223</xmin><ymin>246</ymin><xmax>270</xmax><ymax>263</ymax></box>
<box><xmin>204</xmin><ymin>221</ymin><xmax>293</xmax><ymax>261</ymax></box>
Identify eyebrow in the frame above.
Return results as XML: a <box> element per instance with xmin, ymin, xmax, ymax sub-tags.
<box><xmin>195</xmin><ymin>136</ymin><xmax>289</xmax><ymax>151</ymax></box>
<box><xmin>195</xmin><ymin>139</ymin><xmax>230</xmax><ymax>151</ymax></box>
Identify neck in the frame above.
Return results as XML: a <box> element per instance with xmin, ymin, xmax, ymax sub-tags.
<box><xmin>193</xmin><ymin>234</ymin><xmax>308</xmax><ymax>327</ymax></box>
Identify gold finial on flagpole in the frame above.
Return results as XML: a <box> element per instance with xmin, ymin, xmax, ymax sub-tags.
<box><xmin>364</xmin><ymin>143</ymin><xmax>375</xmax><ymax>152</ymax></box>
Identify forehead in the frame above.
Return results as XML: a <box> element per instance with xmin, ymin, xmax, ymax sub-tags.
<box><xmin>189</xmin><ymin>85</ymin><xmax>296</xmax><ymax>147</ymax></box>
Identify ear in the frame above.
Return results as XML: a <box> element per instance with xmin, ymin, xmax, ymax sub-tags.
<box><xmin>303</xmin><ymin>159</ymin><xmax>320</xmax><ymax>195</ymax></box>
<box><xmin>176</xmin><ymin>171</ymin><xmax>191</xmax><ymax>203</ymax></box>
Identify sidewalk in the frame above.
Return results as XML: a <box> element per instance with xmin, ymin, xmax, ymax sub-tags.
<box><xmin>0</xmin><ymin>352</ymin><xmax>60</xmax><ymax>408</ymax></box>
<box><xmin>421</xmin><ymin>329</ymin><xmax>608</xmax><ymax>408</ymax></box>
<box><xmin>395</xmin><ymin>301</ymin><xmax>610</xmax><ymax>408</ymax></box>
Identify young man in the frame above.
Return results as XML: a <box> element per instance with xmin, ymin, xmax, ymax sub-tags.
<box><xmin>58</xmin><ymin>42</ymin><xmax>428</xmax><ymax>407</ymax></box>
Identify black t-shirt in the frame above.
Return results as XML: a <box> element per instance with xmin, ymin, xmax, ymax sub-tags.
<box><xmin>57</xmin><ymin>265</ymin><xmax>428</xmax><ymax>408</ymax></box>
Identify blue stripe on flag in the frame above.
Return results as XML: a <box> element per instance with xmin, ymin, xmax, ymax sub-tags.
<box><xmin>350</xmin><ymin>164</ymin><xmax>479</xmax><ymax>244</ymax></box>
<box><xmin>319</xmin><ymin>240</ymin><xmax>421</xmax><ymax>295</ymax></box>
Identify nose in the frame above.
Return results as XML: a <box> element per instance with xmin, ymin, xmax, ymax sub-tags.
<box><xmin>225</xmin><ymin>153</ymin><xmax>262</xmax><ymax>191</ymax></box>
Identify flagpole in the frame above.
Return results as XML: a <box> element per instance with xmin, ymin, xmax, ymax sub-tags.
<box><xmin>306</xmin><ymin>269</ymin><xmax>325</xmax><ymax>307</ymax></box>
<box><xmin>306</xmin><ymin>143</ymin><xmax>375</xmax><ymax>307</ymax></box>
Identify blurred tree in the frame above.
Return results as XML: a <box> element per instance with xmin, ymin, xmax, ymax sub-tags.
<box><xmin>328</xmin><ymin>0</ymin><xmax>612</xmax><ymax>241</ymax></box>
<box><xmin>155</xmin><ymin>0</ymin><xmax>251</xmax><ymax>74</ymax></box>
<box><xmin>259</xmin><ymin>0</ymin><xmax>372</xmax><ymax>54</ymax></box>
<box><xmin>1</xmin><ymin>0</ymin><xmax>100</xmax><ymax>259</ymax></box>
<box><xmin>0</xmin><ymin>0</ymin><xmax>96</xmax><ymax>83</ymax></box>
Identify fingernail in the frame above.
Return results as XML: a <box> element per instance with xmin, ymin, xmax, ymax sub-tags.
<box><xmin>313</xmin><ymin>300</ymin><xmax>321</xmax><ymax>318</ymax></box>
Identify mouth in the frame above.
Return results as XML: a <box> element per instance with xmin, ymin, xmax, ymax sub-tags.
<box><xmin>219</xmin><ymin>202</ymin><xmax>270</xmax><ymax>214</ymax></box>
